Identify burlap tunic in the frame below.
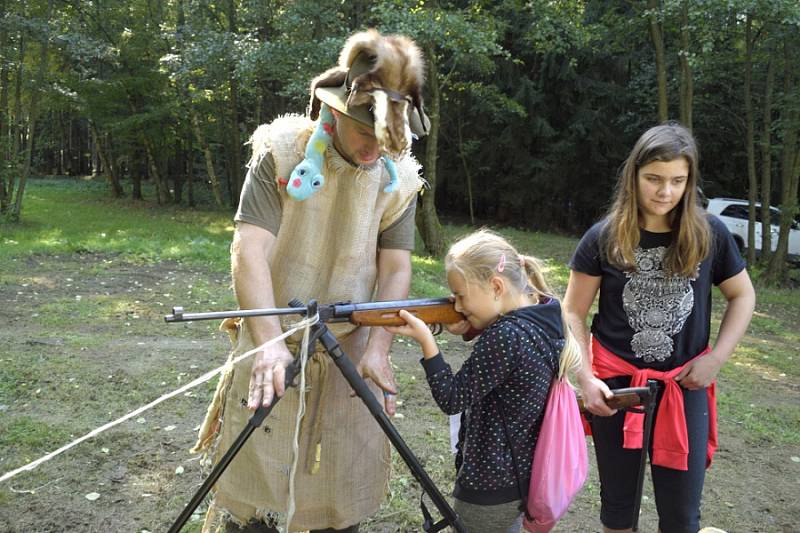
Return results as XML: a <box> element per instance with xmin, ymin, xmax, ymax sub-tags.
<box><xmin>195</xmin><ymin>115</ymin><xmax>423</xmax><ymax>532</ymax></box>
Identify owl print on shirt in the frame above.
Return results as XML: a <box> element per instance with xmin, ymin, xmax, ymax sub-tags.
<box><xmin>622</xmin><ymin>246</ymin><xmax>697</xmax><ymax>362</ymax></box>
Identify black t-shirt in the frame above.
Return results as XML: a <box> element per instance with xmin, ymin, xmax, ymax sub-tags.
<box><xmin>569</xmin><ymin>215</ymin><xmax>745</xmax><ymax>370</ymax></box>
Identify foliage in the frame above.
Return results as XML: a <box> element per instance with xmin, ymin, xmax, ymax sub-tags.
<box><xmin>1</xmin><ymin>0</ymin><xmax>798</xmax><ymax>276</ymax></box>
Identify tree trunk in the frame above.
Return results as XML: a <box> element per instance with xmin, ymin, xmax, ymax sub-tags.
<box><xmin>176</xmin><ymin>0</ymin><xmax>197</xmax><ymax>209</ymax></box>
<box><xmin>12</xmin><ymin>32</ymin><xmax>24</xmax><ymax>164</ymax></box>
<box><xmin>765</xmin><ymin>35</ymin><xmax>799</xmax><ymax>284</ymax></box>
<box><xmin>190</xmin><ymin>108</ymin><xmax>224</xmax><ymax>207</ymax></box>
<box><xmin>226</xmin><ymin>0</ymin><xmax>243</xmax><ymax>205</ymax></box>
<box><xmin>90</xmin><ymin>118</ymin><xmax>100</xmax><ymax>178</ymax></box>
<box><xmin>416</xmin><ymin>48</ymin><xmax>445</xmax><ymax>257</ymax></box>
<box><xmin>142</xmin><ymin>135</ymin><xmax>171</xmax><ymax>204</ymax></box>
<box><xmin>678</xmin><ymin>1</ymin><xmax>693</xmax><ymax>129</ymax></box>
<box><xmin>744</xmin><ymin>14</ymin><xmax>757</xmax><ymax>266</ymax></box>
<box><xmin>456</xmin><ymin>113</ymin><xmax>475</xmax><ymax>225</ymax></box>
<box><xmin>11</xmin><ymin>0</ymin><xmax>53</xmax><ymax>221</ymax></box>
<box><xmin>759</xmin><ymin>54</ymin><xmax>775</xmax><ymax>262</ymax></box>
<box><xmin>647</xmin><ymin>0</ymin><xmax>668</xmax><ymax>122</ymax></box>
<box><xmin>89</xmin><ymin>121</ymin><xmax>124</xmax><ymax>198</ymax></box>
<box><xmin>173</xmin><ymin>140</ymin><xmax>185</xmax><ymax>204</ymax></box>
<box><xmin>0</xmin><ymin>0</ymin><xmax>9</xmax><ymax>213</ymax></box>
<box><xmin>4</xmin><ymin>31</ymin><xmax>25</xmax><ymax>213</ymax></box>
<box><xmin>132</xmin><ymin>150</ymin><xmax>143</xmax><ymax>200</ymax></box>
<box><xmin>186</xmin><ymin>139</ymin><xmax>195</xmax><ymax>208</ymax></box>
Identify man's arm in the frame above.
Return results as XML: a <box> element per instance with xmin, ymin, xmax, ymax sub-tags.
<box><xmin>356</xmin><ymin>248</ymin><xmax>412</xmax><ymax>416</ymax></box>
<box><xmin>231</xmin><ymin>222</ymin><xmax>294</xmax><ymax>409</ymax></box>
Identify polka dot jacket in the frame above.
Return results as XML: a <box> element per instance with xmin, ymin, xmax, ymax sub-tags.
<box><xmin>421</xmin><ymin>299</ymin><xmax>563</xmax><ymax>505</ymax></box>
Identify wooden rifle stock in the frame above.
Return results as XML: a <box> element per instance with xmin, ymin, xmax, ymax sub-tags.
<box><xmin>349</xmin><ymin>300</ymin><xmax>465</xmax><ymax>327</ymax></box>
<box><xmin>576</xmin><ymin>387</ymin><xmax>651</xmax><ymax>413</ymax></box>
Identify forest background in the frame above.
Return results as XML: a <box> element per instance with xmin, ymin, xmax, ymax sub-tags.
<box><xmin>1</xmin><ymin>2</ymin><xmax>799</xmax><ymax>531</ymax></box>
<box><xmin>1</xmin><ymin>0</ymin><xmax>799</xmax><ymax>282</ymax></box>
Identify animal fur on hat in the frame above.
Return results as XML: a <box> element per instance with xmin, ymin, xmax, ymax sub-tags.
<box><xmin>308</xmin><ymin>29</ymin><xmax>427</xmax><ymax>160</ymax></box>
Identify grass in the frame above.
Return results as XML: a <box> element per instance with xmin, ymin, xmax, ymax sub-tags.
<box><xmin>0</xmin><ymin>178</ymin><xmax>233</xmax><ymax>273</ymax></box>
<box><xmin>1</xmin><ymin>177</ymin><xmax>799</xmax><ymax>530</ymax></box>
<box><xmin>0</xmin><ymin>416</ymin><xmax>74</xmax><ymax>463</ymax></box>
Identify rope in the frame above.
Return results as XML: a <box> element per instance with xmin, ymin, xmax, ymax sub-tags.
<box><xmin>0</xmin><ymin>315</ymin><xmax>319</xmax><ymax>484</ymax></box>
<box><xmin>284</xmin><ymin>312</ymin><xmax>318</xmax><ymax>531</ymax></box>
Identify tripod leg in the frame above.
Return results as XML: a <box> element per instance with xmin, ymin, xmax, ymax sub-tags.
<box><xmin>313</xmin><ymin>323</ymin><xmax>466</xmax><ymax>533</ymax></box>
<box><xmin>631</xmin><ymin>380</ymin><xmax>659</xmax><ymax>533</ymax></box>
<box><xmin>168</xmin><ymin>358</ymin><xmax>304</xmax><ymax>533</ymax></box>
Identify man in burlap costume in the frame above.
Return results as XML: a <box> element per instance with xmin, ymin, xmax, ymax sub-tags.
<box><xmin>194</xmin><ymin>30</ymin><xmax>430</xmax><ymax>533</ymax></box>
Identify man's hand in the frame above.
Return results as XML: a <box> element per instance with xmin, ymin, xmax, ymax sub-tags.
<box><xmin>247</xmin><ymin>341</ymin><xmax>295</xmax><ymax>409</ymax></box>
<box><xmin>356</xmin><ymin>348</ymin><xmax>398</xmax><ymax>416</ymax></box>
<box><xmin>674</xmin><ymin>351</ymin><xmax>724</xmax><ymax>390</ymax></box>
<box><xmin>577</xmin><ymin>375</ymin><xmax>618</xmax><ymax>417</ymax></box>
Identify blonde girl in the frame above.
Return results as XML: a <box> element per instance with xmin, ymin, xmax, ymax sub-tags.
<box><xmin>564</xmin><ymin>122</ymin><xmax>755</xmax><ymax>533</ymax></box>
<box><xmin>387</xmin><ymin>229</ymin><xmax>580</xmax><ymax>533</ymax></box>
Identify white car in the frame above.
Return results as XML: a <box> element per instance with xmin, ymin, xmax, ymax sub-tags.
<box><xmin>706</xmin><ymin>198</ymin><xmax>800</xmax><ymax>258</ymax></box>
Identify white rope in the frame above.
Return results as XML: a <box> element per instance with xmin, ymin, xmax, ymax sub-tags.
<box><xmin>0</xmin><ymin>315</ymin><xmax>318</xmax><ymax>484</ymax></box>
<box><xmin>284</xmin><ymin>312</ymin><xmax>317</xmax><ymax>532</ymax></box>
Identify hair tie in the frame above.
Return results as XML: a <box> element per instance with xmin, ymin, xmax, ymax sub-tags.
<box><xmin>496</xmin><ymin>254</ymin><xmax>506</xmax><ymax>273</ymax></box>
<box><xmin>519</xmin><ymin>256</ymin><xmax>525</xmax><ymax>269</ymax></box>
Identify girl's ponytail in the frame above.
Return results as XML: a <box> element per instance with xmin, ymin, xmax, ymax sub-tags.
<box><xmin>557</xmin><ymin>323</ymin><xmax>582</xmax><ymax>382</ymax></box>
<box><xmin>520</xmin><ymin>255</ymin><xmax>554</xmax><ymax>301</ymax></box>
<box><xmin>520</xmin><ymin>255</ymin><xmax>581</xmax><ymax>381</ymax></box>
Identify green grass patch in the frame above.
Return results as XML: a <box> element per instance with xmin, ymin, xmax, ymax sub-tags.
<box><xmin>0</xmin><ymin>416</ymin><xmax>73</xmax><ymax>465</ymax></box>
<box><xmin>0</xmin><ymin>349</ymin><xmax>82</xmax><ymax>401</ymax></box>
<box><xmin>709</xmin><ymin>275</ymin><xmax>799</xmax><ymax>446</ymax></box>
<box><xmin>716</xmin><ymin>385</ymin><xmax>800</xmax><ymax>446</ymax></box>
<box><xmin>0</xmin><ymin>178</ymin><xmax>233</xmax><ymax>271</ymax></box>
<box><xmin>410</xmin><ymin>255</ymin><xmax>449</xmax><ymax>297</ymax></box>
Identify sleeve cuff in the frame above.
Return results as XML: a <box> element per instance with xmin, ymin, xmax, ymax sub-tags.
<box><xmin>420</xmin><ymin>353</ymin><xmax>447</xmax><ymax>377</ymax></box>
<box><xmin>234</xmin><ymin>214</ymin><xmax>280</xmax><ymax>236</ymax></box>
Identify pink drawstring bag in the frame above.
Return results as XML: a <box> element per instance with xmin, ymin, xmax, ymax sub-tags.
<box><xmin>523</xmin><ymin>378</ymin><xmax>588</xmax><ymax>533</ymax></box>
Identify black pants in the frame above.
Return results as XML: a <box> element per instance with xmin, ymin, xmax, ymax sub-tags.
<box><xmin>591</xmin><ymin>376</ymin><xmax>709</xmax><ymax>533</ymax></box>
<box><xmin>225</xmin><ymin>520</ymin><xmax>359</xmax><ymax>533</ymax></box>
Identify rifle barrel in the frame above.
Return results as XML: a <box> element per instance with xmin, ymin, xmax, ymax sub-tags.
<box><xmin>164</xmin><ymin>306</ymin><xmax>305</xmax><ymax>322</ymax></box>
<box><xmin>164</xmin><ymin>297</ymin><xmax>455</xmax><ymax>323</ymax></box>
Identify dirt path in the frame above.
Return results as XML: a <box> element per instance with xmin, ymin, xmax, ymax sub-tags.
<box><xmin>0</xmin><ymin>254</ymin><xmax>797</xmax><ymax>532</ymax></box>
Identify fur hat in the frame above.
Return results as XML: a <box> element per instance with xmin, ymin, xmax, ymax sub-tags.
<box><xmin>309</xmin><ymin>29</ymin><xmax>430</xmax><ymax>159</ymax></box>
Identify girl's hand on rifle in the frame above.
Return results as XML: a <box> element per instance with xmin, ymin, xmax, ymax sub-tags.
<box><xmin>247</xmin><ymin>342</ymin><xmax>294</xmax><ymax>410</ymax></box>
<box><xmin>384</xmin><ymin>310</ymin><xmax>438</xmax><ymax>359</ymax></box>
<box><xmin>577</xmin><ymin>374</ymin><xmax>617</xmax><ymax>417</ymax></box>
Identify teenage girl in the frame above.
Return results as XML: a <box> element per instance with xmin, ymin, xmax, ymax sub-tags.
<box><xmin>563</xmin><ymin>122</ymin><xmax>755</xmax><ymax>533</ymax></box>
<box><xmin>387</xmin><ymin>229</ymin><xmax>581</xmax><ymax>533</ymax></box>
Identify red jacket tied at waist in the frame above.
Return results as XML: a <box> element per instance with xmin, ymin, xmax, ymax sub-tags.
<box><xmin>588</xmin><ymin>337</ymin><xmax>718</xmax><ymax>471</ymax></box>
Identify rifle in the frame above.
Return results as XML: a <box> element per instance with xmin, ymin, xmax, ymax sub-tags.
<box><xmin>165</xmin><ymin>296</ymin><xmax>465</xmax><ymax>328</ymax></box>
<box><xmin>164</xmin><ymin>298</ymin><xmax>468</xmax><ymax>533</ymax></box>
<box><xmin>576</xmin><ymin>386</ymin><xmax>652</xmax><ymax>414</ymax></box>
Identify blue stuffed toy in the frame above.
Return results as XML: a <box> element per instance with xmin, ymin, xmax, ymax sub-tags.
<box><xmin>286</xmin><ymin>103</ymin><xmax>398</xmax><ymax>201</ymax></box>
